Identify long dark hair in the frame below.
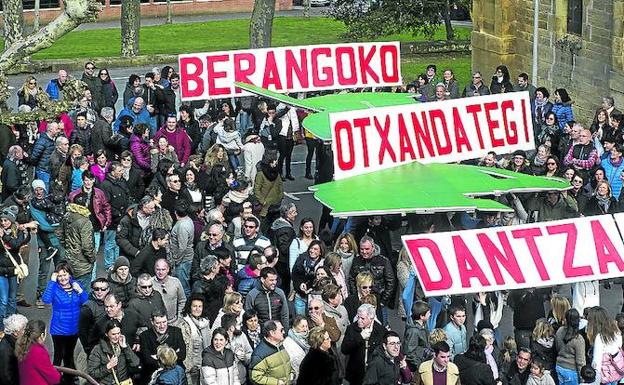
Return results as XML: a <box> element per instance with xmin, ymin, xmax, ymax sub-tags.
<box><xmin>15</xmin><ymin>320</ymin><xmax>46</xmax><ymax>361</ymax></box>
<box><xmin>563</xmin><ymin>308</ymin><xmax>580</xmax><ymax>343</ymax></box>
<box><xmin>464</xmin><ymin>335</ymin><xmax>487</xmax><ymax>363</ymax></box>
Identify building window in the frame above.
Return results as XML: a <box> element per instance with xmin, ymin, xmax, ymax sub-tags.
<box><xmin>567</xmin><ymin>0</ymin><xmax>583</xmax><ymax>36</ymax></box>
<box><xmin>18</xmin><ymin>0</ymin><xmax>61</xmax><ymax>9</ymax></box>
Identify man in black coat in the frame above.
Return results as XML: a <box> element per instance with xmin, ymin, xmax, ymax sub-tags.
<box><xmin>138</xmin><ymin>309</ymin><xmax>186</xmax><ymax>385</ymax></box>
<box><xmin>90</xmin><ymin>107</ymin><xmax>116</xmax><ymax>160</ymax></box>
<box><xmin>0</xmin><ymin>314</ymin><xmax>27</xmax><ymax>385</ymax></box>
<box><xmin>130</xmin><ymin>228</ymin><xmax>169</xmax><ymax>277</ymax></box>
<box><xmin>505</xmin><ymin>348</ymin><xmax>532</xmax><ymax>385</ymax></box>
<box><xmin>92</xmin><ymin>293</ymin><xmax>145</xmax><ymax>351</ymax></box>
<box><xmin>78</xmin><ymin>278</ymin><xmax>110</xmax><ymax>355</ymax></box>
<box><xmin>341</xmin><ymin>304</ymin><xmax>386</xmax><ymax>385</ymax></box>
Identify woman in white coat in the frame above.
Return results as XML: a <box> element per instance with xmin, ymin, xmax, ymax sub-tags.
<box><xmin>201</xmin><ymin>327</ymin><xmax>241</xmax><ymax>385</ymax></box>
<box><xmin>222</xmin><ymin>313</ymin><xmax>253</xmax><ymax>385</ymax></box>
<box><xmin>282</xmin><ymin>316</ymin><xmax>310</xmax><ymax>382</ymax></box>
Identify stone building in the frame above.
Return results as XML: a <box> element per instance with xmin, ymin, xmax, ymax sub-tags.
<box><xmin>471</xmin><ymin>0</ymin><xmax>624</xmax><ymax>124</ymax></box>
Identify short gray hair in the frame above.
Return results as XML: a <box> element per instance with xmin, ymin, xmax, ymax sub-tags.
<box><xmin>359</xmin><ymin>235</ymin><xmax>375</xmax><ymax>247</ymax></box>
<box><xmin>55</xmin><ymin>136</ymin><xmax>69</xmax><ymax>148</ymax></box>
<box><xmin>200</xmin><ymin>255</ymin><xmax>219</xmax><ymax>275</ymax></box>
<box><xmin>138</xmin><ymin>273</ymin><xmax>152</xmax><ymax>285</ymax></box>
<box><xmin>3</xmin><ymin>314</ymin><xmax>27</xmax><ymax>335</ymax></box>
<box><xmin>280</xmin><ymin>202</ymin><xmax>296</xmax><ymax>218</ymax></box>
<box><xmin>357</xmin><ymin>303</ymin><xmax>376</xmax><ymax>318</ymax></box>
<box><xmin>101</xmin><ymin>107</ymin><xmax>114</xmax><ymax>120</ymax></box>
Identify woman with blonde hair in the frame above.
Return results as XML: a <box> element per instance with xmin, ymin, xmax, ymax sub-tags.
<box><xmin>585</xmin><ymin>180</ymin><xmax>618</xmax><ymax>216</ymax></box>
<box><xmin>211</xmin><ymin>291</ymin><xmax>244</xmax><ymax>332</ymax></box>
<box><xmin>296</xmin><ymin>326</ymin><xmax>339</xmax><ymax>385</ymax></box>
<box><xmin>150</xmin><ymin>346</ymin><xmax>186</xmax><ymax>385</ymax></box>
<box><xmin>203</xmin><ymin>143</ymin><xmax>231</xmax><ymax>175</ymax></box>
<box><xmin>17</xmin><ymin>76</ymin><xmax>42</xmax><ymax>110</ymax></box>
<box><xmin>549</xmin><ymin>295</ymin><xmax>571</xmax><ymax>330</ymax></box>
<box><xmin>16</xmin><ymin>319</ymin><xmax>61</xmax><ymax>385</ymax></box>
<box><xmin>344</xmin><ymin>271</ymin><xmax>376</xmax><ymax>320</ymax></box>
<box><xmin>320</xmin><ymin>252</ymin><xmax>348</xmax><ymax>299</ymax></box>
<box><xmin>334</xmin><ymin>232</ymin><xmax>357</xmax><ymax>278</ymax></box>
<box><xmin>530</xmin><ymin>318</ymin><xmax>556</xmax><ymax>379</ymax></box>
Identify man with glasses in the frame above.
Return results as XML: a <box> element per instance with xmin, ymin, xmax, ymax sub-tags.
<box><xmin>505</xmin><ymin>347</ymin><xmax>532</xmax><ymax>385</ymax></box>
<box><xmin>365</xmin><ymin>331</ymin><xmax>413</xmax><ymax>385</ymax></box>
<box><xmin>93</xmin><ymin>293</ymin><xmax>144</xmax><ymax>353</ymax></box>
<box><xmin>192</xmin><ymin>222</ymin><xmax>236</xmax><ymax>284</ymax></box>
<box><xmin>462</xmin><ymin>71</ymin><xmax>490</xmax><ymax>97</ymax></box>
<box><xmin>308</xmin><ymin>297</ymin><xmax>341</xmax><ymax>344</ymax></box>
<box><xmin>128</xmin><ymin>273</ymin><xmax>166</xmax><ymax>326</ymax></box>
<box><xmin>228</xmin><ymin>201</ymin><xmax>254</xmax><ymax>238</ymax></box>
<box><xmin>117</xmin><ymin>196</ymin><xmax>156</xmax><ymax>261</ymax></box>
<box><xmin>161</xmin><ymin>173</ymin><xmax>191</xmax><ymax>220</ymax></box>
<box><xmin>233</xmin><ymin>216</ymin><xmax>271</xmax><ymax>271</ymax></box>
<box><xmin>48</xmin><ymin>136</ymin><xmax>69</xmax><ymax>184</ymax></box>
<box><xmin>250</xmin><ymin>320</ymin><xmax>292</xmax><ymax>385</ymax></box>
<box><xmin>78</xmin><ymin>278</ymin><xmax>110</xmax><ymax>355</ymax></box>
<box><xmin>526</xmin><ymin>189</ymin><xmax>579</xmax><ymax>222</ymax></box>
<box><xmin>81</xmin><ymin>61</ymin><xmax>99</xmax><ymax>96</ymax></box>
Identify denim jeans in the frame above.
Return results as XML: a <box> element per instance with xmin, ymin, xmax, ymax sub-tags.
<box><xmin>91</xmin><ymin>231</ymin><xmax>102</xmax><ymax>281</ymax></box>
<box><xmin>0</xmin><ymin>276</ymin><xmax>17</xmax><ymax>328</ymax></box>
<box><xmin>556</xmin><ymin>365</ymin><xmax>579</xmax><ymax>385</ymax></box>
<box><xmin>37</xmin><ymin>233</ymin><xmax>62</xmax><ymax>296</ymax></box>
<box><xmin>103</xmin><ymin>229</ymin><xmax>119</xmax><ymax>271</ymax></box>
<box><xmin>74</xmin><ymin>274</ymin><xmax>91</xmax><ymax>294</ymax></box>
<box><xmin>175</xmin><ymin>260</ymin><xmax>192</xmax><ymax>298</ymax></box>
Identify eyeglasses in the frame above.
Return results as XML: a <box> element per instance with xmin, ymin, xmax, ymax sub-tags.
<box><xmin>572</xmin><ymin>179</ymin><xmax>583</xmax><ymax>184</ymax></box>
<box><xmin>170</xmin><ymin>180</ymin><xmax>181</xmax><ymax>183</ymax></box>
<box><xmin>140</xmin><ymin>285</ymin><xmax>153</xmax><ymax>289</ymax></box>
<box><xmin>473</xmin><ymin>76</ymin><xmax>481</xmax><ymax>79</ymax></box>
<box><xmin>122</xmin><ymin>158</ymin><xmax>131</xmax><ymax>161</ymax></box>
<box><xmin>86</xmin><ymin>65</ymin><xmax>95</xmax><ymax>70</ymax></box>
<box><xmin>309</xmin><ymin>306</ymin><xmax>321</xmax><ymax>311</ymax></box>
<box><xmin>100</xmin><ymin>72</ymin><xmax>108</xmax><ymax>76</ymax></box>
<box><xmin>93</xmin><ymin>287</ymin><xmax>109</xmax><ymax>292</ymax></box>
<box><xmin>208</xmin><ymin>233</ymin><xmax>220</xmax><ymax>237</ymax></box>
<box><xmin>29</xmin><ymin>81</ymin><xmax>37</xmax><ymax>85</ymax></box>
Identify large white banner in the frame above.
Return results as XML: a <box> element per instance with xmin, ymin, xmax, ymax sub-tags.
<box><xmin>178</xmin><ymin>42</ymin><xmax>402</xmax><ymax>100</ymax></box>
<box><xmin>330</xmin><ymin>92</ymin><xmax>534</xmax><ymax>180</ymax></box>
<box><xmin>401</xmin><ymin>215</ymin><xmax>624</xmax><ymax>297</ymax></box>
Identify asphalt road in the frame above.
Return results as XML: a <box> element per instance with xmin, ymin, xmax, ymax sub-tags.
<box><xmin>8</xmin><ymin>63</ymin><xmax>624</xmax><ymax>375</ymax></box>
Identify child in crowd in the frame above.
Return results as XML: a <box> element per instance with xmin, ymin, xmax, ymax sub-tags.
<box><xmin>30</xmin><ymin>179</ymin><xmax>67</xmax><ymax>259</ymax></box>
<box><xmin>71</xmin><ymin>156</ymin><xmax>89</xmax><ymax>191</ymax></box>
<box><xmin>527</xmin><ymin>359</ymin><xmax>556</xmax><ymax>385</ymax></box>
<box><xmin>579</xmin><ymin>365</ymin><xmax>596</xmax><ymax>385</ymax></box>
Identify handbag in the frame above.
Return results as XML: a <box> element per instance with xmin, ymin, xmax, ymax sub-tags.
<box><xmin>600</xmin><ymin>348</ymin><xmax>624</xmax><ymax>383</ymax></box>
<box><xmin>4</xmin><ymin>247</ymin><xmax>28</xmax><ymax>281</ymax></box>
<box><xmin>111</xmin><ymin>364</ymin><xmax>133</xmax><ymax>385</ymax></box>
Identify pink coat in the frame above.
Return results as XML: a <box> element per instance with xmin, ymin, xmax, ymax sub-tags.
<box><xmin>38</xmin><ymin>112</ymin><xmax>74</xmax><ymax>138</ymax></box>
<box><xmin>18</xmin><ymin>343</ymin><xmax>61</xmax><ymax>385</ymax></box>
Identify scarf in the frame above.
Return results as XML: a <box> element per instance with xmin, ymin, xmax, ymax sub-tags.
<box><xmin>537</xmin><ymin>336</ymin><xmax>554</xmax><ymax>349</ymax></box>
<box><xmin>533</xmin><ymin>156</ymin><xmax>546</xmax><ymax>167</ymax></box>
<box><xmin>110</xmin><ymin>342</ymin><xmax>122</xmax><ymax>357</ymax></box>
<box><xmin>288</xmin><ymin>329</ymin><xmax>310</xmax><ymax>352</ymax></box>
<box><xmin>596</xmin><ymin>194</ymin><xmax>611</xmax><ymax>212</ymax></box>
<box><xmin>484</xmin><ymin>344</ymin><xmax>499</xmax><ymax>379</ymax></box>
<box><xmin>247</xmin><ymin>328</ymin><xmax>261</xmax><ymax>347</ymax></box>
<box><xmin>185</xmin><ymin>181</ymin><xmax>197</xmax><ymax>191</ymax></box>
<box><xmin>260</xmin><ymin>162</ymin><xmax>279</xmax><ymax>182</ymax></box>
<box><xmin>156</xmin><ymin>330</ymin><xmax>169</xmax><ymax>345</ymax></box>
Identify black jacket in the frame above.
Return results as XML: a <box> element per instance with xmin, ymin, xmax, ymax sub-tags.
<box><xmin>191</xmin><ymin>241</ymin><xmax>236</xmax><ymax>284</ymax></box>
<box><xmin>108</xmin><ymin>270</ymin><xmax>137</xmax><ymax>307</ymax></box>
<box><xmin>131</xmin><ymin>242</ymin><xmax>167</xmax><ymax>277</ymax></box>
<box><xmin>100</xmin><ymin>175</ymin><xmax>130</xmax><ymax>226</ymax></box>
<box><xmin>92</xmin><ymin>309</ymin><xmax>145</xmax><ymax>348</ymax></box>
<box><xmin>70</xmin><ymin>125</ymin><xmax>93</xmax><ymax>155</ymax></box>
<box><xmin>505</xmin><ymin>363</ymin><xmax>530</xmax><ymax>385</ymax></box>
<box><xmin>78</xmin><ymin>294</ymin><xmax>107</xmax><ymax>354</ymax></box>
<box><xmin>0</xmin><ymin>334</ymin><xmax>18</xmax><ymax>385</ymax></box>
<box><xmin>127</xmin><ymin>291</ymin><xmax>167</xmax><ymax>326</ymax></box>
<box><xmin>90</xmin><ymin>118</ymin><xmax>115</xmax><ymax>160</ymax></box>
<box><xmin>297</xmin><ymin>348</ymin><xmax>340</xmax><ymax>385</ymax></box>
<box><xmin>192</xmin><ymin>275</ymin><xmax>230</xmax><ymax>324</ymax></box>
<box><xmin>125</xmin><ymin>166</ymin><xmax>145</xmax><ymax>203</ymax></box>
<box><xmin>138</xmin><ymin>326</ymin><xmax>186</xmax><ymax>383</ymax></box>
<box><xmin>363</xmin><ymin>347</ymin><xmax>403</xmax><ymax>385</ymax></box>
<box><xmin>454</xmin><ymin>354</ymin><xmax>497</xmax><ymax>385</ymax></box>
<box><xmin>341</xmin><ymin>321</ymin><xmax>385</xmax><ymax>385</ymax></box>
<box><xmin>269</xmin><ymin>217</ymin><xmax>296</xmax><ymax>266</ymax></box>
<box><xmin>348</xmin><ymin>254</ymin><xmax>396</xmax><ymax>305</ymax></box>
<box><xmin>116</xmin><ymin>207</ymin><xmax>144</xmax><ymax>258</ymax></box>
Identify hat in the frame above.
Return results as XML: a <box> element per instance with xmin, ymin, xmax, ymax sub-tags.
<box><xmin>31</xmin><ymin>179</ymin><xmax>46</xmax><ymax>192</ymax></box>
<box><xmin>512</xmin><ymin>150</ymin><xmax>527</xmax><ymax>159</ymax></box>
<box><xmin>0</xmin><ymin>206</ymin><xmax>18</xmax><ymax>224</ymax></box>
<box><xmin>476</xmin><ymin>319</ymin><xmax>494</xmax><ymax>333</ymax></box>
<box><xmin>113</xmin><ymin>256</ymin><xmax>130</xmax><ymax>272</ymax></box>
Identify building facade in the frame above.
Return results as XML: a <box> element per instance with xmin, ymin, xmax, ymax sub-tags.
<box><xmin>471</xmin><ymin>0</ymin><xmax>624</xmax><ymax>123</ymax></box>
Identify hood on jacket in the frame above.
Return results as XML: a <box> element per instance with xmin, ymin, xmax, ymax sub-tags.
<box><xmin>271</xmin><ymin>217</ymin><xmax>292</xmax><ymax>231</ymax></box>
<box><xmin>67</xmin><ymin>203</ymin><xmax>91</xmax><ymax>217</ymax></box>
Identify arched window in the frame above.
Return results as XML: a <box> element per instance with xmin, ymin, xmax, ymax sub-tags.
<box><xmin>567</xmin><ymin>0</ymin><xmax>583</xmax><ymax>35</ymax></box>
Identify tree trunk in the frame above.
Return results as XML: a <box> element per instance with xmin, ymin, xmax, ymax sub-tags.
<box><xmin>2</xmin><ymin>0</ymin><xmax>24</xmax><ymax>49</ymax></box>
<box><xmin>0</xmin><ymin>0</ymin><xmax>102</xmax><ymax>72</ymax></box>
<box><xmin>33</xmin><ymin>0</ymin><xmax>41</xmax><ymax>31</ymax></box>
<box><xmin>166</xmin><ymin>0</ymin><xmax>173</xmax><ymax>24</ymax></box>
<box><xmin>303</xmin><ymin>0</ymin><xmax>310</xmax><ymax>18</ymax></box>
<box><xmin>249</xmin><ymin>0</ymin><xmax>276</xmax><ymax>48</ymax></box>
<box><xmin>444</xmin><ymin>0</ymin><xmax>455</xmax><ymax>40</ymax></box>
<box><xmin>121</xmin><ymin>0</ymin><xmax>140</xmax><ymax>56</ymax></box>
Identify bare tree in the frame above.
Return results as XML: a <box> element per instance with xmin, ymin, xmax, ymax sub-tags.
<box><xmin>34</xmin><ymin>0</ymin><xmax>41</xmax><ymax>31</ymax></box>
<box><xmin>166</xmin><ymin>0</ymin><xmax>173</xmax><ymax>24</ymax></box>
<box><xmin>121</xmin><ymin>0</ymin><xmax>140</xmax><ymax>56</ymax></box>
<box><xmin>1</xmin><ymin>0</ymin><xmax>25</xmax><ymax>49</ymax></box>
<box><xmin>0</xmin><ymin>0</ymin><xmax>101</xmax><ymax>72</ymax></box>
<box><xmin>249</xmin><ymin>0</ymin><xmax>276</xmax><ymax>48</ymax></box>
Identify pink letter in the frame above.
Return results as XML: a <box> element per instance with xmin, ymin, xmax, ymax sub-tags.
<box><xmin>477</xmin><ymin>232</ymin><xmax>526</xmax><ymax>285</ymax></box>
<box><xmin>452</xmin><ymin>235</ymin><xmax>490</xmax><ymax>288</ymax></box>
<box><xmin>511</xmin><ymin>228</ymin><xmax>550</xmax><ymax>280</ymax></box>
<box><xmin>547</xmin><ymin>223</ymin><xmax>593</xmax><ymax>278</ymax></box>
<box><xmin>591</xmin><ymin>220</ymin><xmax>624</xmax><ymax>274</ymax></box>
<box><xmin>404</xmin><ymin>239</ymin><xmax>452</xmax><ymax>291</ymax></box>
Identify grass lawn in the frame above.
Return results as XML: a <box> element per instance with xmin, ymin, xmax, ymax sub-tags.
<box><xmin>31</xmin><ymin>17</ymin><xmax>470</xmax><ymax>60</ymax></box>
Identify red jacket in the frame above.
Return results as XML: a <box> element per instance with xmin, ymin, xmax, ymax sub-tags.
<box><xmin>69</xmin><ymin>187</ymin><xmax>112</xmax><ymax>229</ymax></box>
<box><xmin>18</xmin><ymin>343</ymin><xmax>61</xmax><ymax>385</ymax></box>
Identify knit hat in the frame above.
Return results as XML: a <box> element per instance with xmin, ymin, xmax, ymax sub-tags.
<box><xmin>113</xmin><ymin>256</ymin><xmax>130</xmax><ymax>272</ymax></box>
<box><xmin>0</xmin><ymin>206</ymin><xmax>18</xmax><ymax>224</ymax></box>
<box><xmin>31</xmin><ymin>179</ymin><xmax>46</xmax><ymax>192</ymax></box>
<box><xmin>512</xmin><ymin>150</ymin><xmax>527</xmax><ymax>159</ymax></box>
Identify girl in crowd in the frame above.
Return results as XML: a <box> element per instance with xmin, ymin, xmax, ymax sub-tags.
<box><xmin>87</xmin><ymin>319</ymin><xmax>140</xmax><ymax>385</ymax></box>
<box><xmin>555</xmin><ymin>308</ymin><xmax>585</xmax><ymax>385</ymax></box>
<box><xmin>16</xmin><ymin>320</ymin><xmax>61</xmax><ymax>385</ymax></box>
<box><xmin>201</xmin><ymin>327</ymin><xmax>240</xmax><ymax>385</ymax></box>
<box><xmin>587</xmin><ymin>307</ymin><xmax>622</xmax><ymax>385</ymax></box>
<box><xmin>241</xmin><ymin>309</ymin><xmax>261</xmax><ymax>349</ymax></box>
<box><xmin>292</xmin><ymin>240</ymin><xmax>326</xmax><ymax>315</ymax></box>
<box><xmin>333</xmin><ymin>232</ymin><xmax>357</xmax><ymax>278</ymax></box>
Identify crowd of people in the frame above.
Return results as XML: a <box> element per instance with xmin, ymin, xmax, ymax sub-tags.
<box><xmin>0</xmin><ymin>60</ymin><xmax>623</xmax><ymax>385</ymax></box>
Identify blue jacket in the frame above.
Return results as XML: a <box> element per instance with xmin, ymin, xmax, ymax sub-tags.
<box><xmin>602</xmin><ymin>157</ymin><xmax>624</xmax><ymax>199</ymax></box>
<box><xmin>29</xmin><ymin>132</ymin><xmax>56</xmax><ymax>171</ymax></box>
<box><xmin>443</xmin><ymin>322</ymin><xmax>468</xmax><ymax>358</ymax></box>
<box><xmin>45</xmin><ymin>79</ymin><xmax>62</xmax><ymax>100</ymax></box>
<box><xmin>552</xmin><ymin>102</ymin><xmax>574</xmax><ymax>130</ymax></box>
<box><xmin>42</xmin><ymin>279</ymin><xmax>88</xmax><ymax>336</ymax></box>
<box><xmin>113</xmin><ymin>98</ymin><xmax>153</xmax><ymax>134</ymax></box>
<box><xmin>155</xmin><ymin>365</ymin><xmax>187</xmax><ymax>385</ymax></box>
<box><xmin>237</xmin><ymin>265</ymin><xmax>259</xmax><ymax>297</ymax></box>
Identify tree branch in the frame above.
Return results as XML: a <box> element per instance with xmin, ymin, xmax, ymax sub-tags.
<box><xmin>0</xmin><ymin>0</ymin><xmax>102</xmax><ymax>72</ymax></box>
